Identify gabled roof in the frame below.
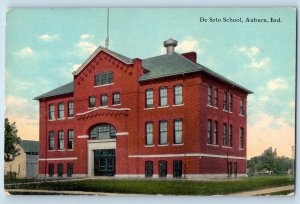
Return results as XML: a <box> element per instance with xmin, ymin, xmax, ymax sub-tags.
<box><xmin>20</xmin><ymin>140</ymin><xmax>39</xmax><ymax>153</ymax></box>
<box><xmin>140</xmin><ymin>52</ymin><xmax>253</xmax><ymax>94</ymax></box>
<box><xmin>72</xmin><ymin>46</ymin><xmax>133</xmax><ymax>76</ymax></box>
<box><xmin>34</xmin><ymin>82</ymin><xmax>73</xmax><ymax>100</ymax></box>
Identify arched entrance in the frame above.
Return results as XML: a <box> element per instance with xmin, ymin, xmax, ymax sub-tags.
<box><xmin>88</xmin><ymin>123</ymin><xmax>116</xmax><ymax>176</ymax></box>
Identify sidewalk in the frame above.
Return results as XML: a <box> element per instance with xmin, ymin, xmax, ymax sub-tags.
<box><xmin>228</xmin><ymin>185</ymin><xmax>294</xmax><ymax>196</ymax></box>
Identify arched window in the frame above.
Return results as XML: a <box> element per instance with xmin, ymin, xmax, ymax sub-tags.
<box><xmin>89</xmin><ymin>123</ymin><xmax>116</xmax><ymax>140</ymax></box>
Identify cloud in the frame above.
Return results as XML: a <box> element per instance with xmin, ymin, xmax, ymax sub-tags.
<box><xmin>160</xmin><ymin>37</ymin><xmax>209</xmax><ymax>55</ymax></box>
<box><xmin>248</xmin><ymin>112</ymin><xmax>295</xmax><ymax>158</ymax></box>
<box><xmin>15</xmin><ymin>47</ymin><xmax>34</xmax><ymax>57</ymax></box>
<box><xmin>15</xmin><ymin>80</ymin><xmax>33</xmax><ymax>90</ymax></box>
<box><xmin>267</xmin><ymin>78</ymin><xmax>288</xmax><ymax>90</ymax></box>
<box><xmin>288</xmin><ymin>100</ymin><xmax>295</xmax><ymax>109</ymax></box>
<box><xmin>59</xmin><ymin>63</ymin><xmax>82</xmax><ymax>79</ymax></box>
<box><xmin>236</xmin><ymin>46</ymin><xmax>270</xmax><ymax>70</ymax></box>
<box><xmin>76</xmin><ymin>41</ymin><xmax>97</xmax><ymax>54</ymax></box>
<box><xmin>259</xmin><ymin>96</ymin><xmax>269</xmax><ymax>103</ymax></box>
<box><xmin>80</xmin><ymin>34</ymin><xmax>93</xmax><ymax>40</ymax></box>
<box><xmin>6</xmin><ymin>95</ymin><xmax>28</xmax><ymax>107</ymax></box>
<box><xmin>39</xmin><ymin>34</ymin><xmax>59</xmax><ymax>42</ymax></box>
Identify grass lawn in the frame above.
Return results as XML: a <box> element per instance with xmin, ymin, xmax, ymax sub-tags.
<box><xmin>5</xmin><ymin>176</ymin><xmax>294</xmax><ymax>196</ymax></box>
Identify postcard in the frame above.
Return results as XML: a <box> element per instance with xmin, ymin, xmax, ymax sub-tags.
<box><xmin>4</xmin><ymin>8</ymin><xmax>296</xmax><ymax>196</ymax></box>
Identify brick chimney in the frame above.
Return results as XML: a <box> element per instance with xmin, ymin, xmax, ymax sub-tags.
<box><xmin>181</xmin><ymin>52</ymin><xmax>197</xmax><ymax>63</ymax></box>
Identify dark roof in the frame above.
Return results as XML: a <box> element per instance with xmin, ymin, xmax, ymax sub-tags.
<box><xmin>140</xmin><ymin>53</ymin><xmax>253</xmax><ymax>94</ymax></box>
<box><xmin>20</xmin><ymin>140</ymin><xmax>39</xmax><ymax>153</ymax></box>
<box><xmin>34</xmin><ymin>82</ymin><xmax>73</xmax><ymax>100</ymax></box>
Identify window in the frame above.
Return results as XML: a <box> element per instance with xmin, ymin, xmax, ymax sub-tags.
<box><xmin>68</xmin><ymin>101</ymin><xmax>74</xmax><ymax>117</ymax></box>
<box><xmin>214</xmin><ymin>88</ymin><xmax>218</xmax><ymax>107</ymax></box>
<box><xmin>173</xmin><ymin>160</ymin><xmax>182</xmax><ymax>178</ymax></box>
<box><xmin>208</xmin><ymin>85</ymin><xmax>212</xmax><ymax>106</ymax></box>
<box><xmin>174</xmin><ymin>84</ymin><xmax>183</xmax><ymax>105</ymax></box>
<box><xmin>101</xmin><ymin>94</ymin><xmax>108</xmax><ymax>106</ymax></box>
<box><xmin>228</xmin><ymin>125</ymin><xmax>232</xmax><ymax>147</ymax></box>
<box><xmin>49</xmin><ymin>131</ymin><xmax>55</xmax><ymax>150</ymax></box>
<box><xmin>49</xmin><ymin>104</ymin><xmax>55</xmax><ymax>120</ymax></box>
<box><xmin>223</xmin><ymin>123</ymin><xmax>227</xmax><ymax>146</ymax></box>
<box><xmin>94</xmin><ymin>72</ymin><xmax>113</xmax><ymax>86</ymax></box>
<box><xmin>174</xmin><ymin>119</ymin><xmax>183</xmax><ymax>144</ymax></box>
<box><xmin>113</xmin><ymin>92</ymin><xmax>120</xmax><ymax>105</ymax></box>
<box><xmin>234</xmin><ymin>162</ymin><xmax>237</xmax><ymax>177</ymax></box>
<box><xmin>67</xmin><ymin>163</ymin><xmax>73</xmax><ymax>177</ymax></box>
<box><xmin>159</xmin><ymin>160</ymin><xmax>167</xmax><ymax>178</ymax></box>
<box><xmin>159</xmin><ymin>120</ymin><xmax>168</xmax><ymax>145</ymax></box>
<box><xmin>58</xmin><ymin>130</ymin><xmax>64</xmax><ymax>150</ymax></box>
<box><xmin>145</xmin><ymin>161</ymin><xmax>153</xmax><ymax>177</ymax></box>
<box><xmin>58</xmin><ymin>102</ymin><xmax>64</xmax><ymax>119</ymax></box>
<box><xmin>223</xmin><ymin>91</ymin><xmax>228</xmax><ymax>110</ymax></box>
<box><xmin>89</xmin><ymin>123</ymin><xmax>116</xmax><ymax>140</ymax></box>
<box><xmin>145</xmin><ymin>122</ymin><xmax>153</xmax><ymax>145</ymax></box>
<box><xmin>48</xmin><ymin>163</ymin><xmax>54</xmax><ymax>177</ymax></box>
<box><xmin>67</xmin><ymin>129</ymin><xmax>74</xmax><ymax>149</ymax></box>
<box><xmin>159</xmin><ymin>87</ymin><xmax>168</xmax><ymax>107</ymax></box>
<box><xmin>213</xmin><ymin>121</ymin><xmax>218</xmax><ymax>145</ymax></box>
<box><xmin>240</xmin><ymin>99</ymin><xmax>244</xmax><ymax>115</ymax></box>
<box><xmin>89</xmin><ymin>96</ymin><xmax>96</xmax><ymax>108</ymax></box>
<box><xmin>57</xmin><ymin>163</ymin><xmax>63</xmax><ymax>177</ymax></box>
<box><xmin>239</xmin><ymin>128</ymin><xmax>244</xmax><ymax>149</ymax></box>
<box><xmin>207</xmin><ymin>120</ymin><xmax>212</xmax><ymax>144</ymax></box>
<box><xmin>229</xmin><ymin>93</ymin><xmax>233</xmax><ymax>112</ymax></box>
<box><xmin>227</xmin><ymin>162</ymin><xmax>232</xmax><ymax>178</ymax></box>
<box><xmin>145</xmin><ymin>89</ymin><xmax>154</xmax><ymax>108</ymax></box>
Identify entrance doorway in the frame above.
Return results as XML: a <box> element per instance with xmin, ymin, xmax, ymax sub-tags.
<box><xmin>94</xmin><ymin>149</ymin><xmax>115</xmax><ymax>176</ymax></box>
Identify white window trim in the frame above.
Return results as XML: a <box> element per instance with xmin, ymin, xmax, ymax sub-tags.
<box><xmin>67</xmin><ymin>117</ymin><xmax>74</xmax><ymax>119</ymax></box>
<box><xmin>172</xmin><ymin>143</ymin><xmax>184</xmax><ymax>146</ymax></box>
<box><xmin>239</xmin><ymin>114</ymin><xmax>245</xmax><ymax>117</ymax></box>
<box><xmin>57</xmin><ymin>149</ymin><xmax>65</xmax><ymax>152</ymax></box>
<box><xmin>207</xmin><ymin>144</ymin><xmax>219</xmax><ymax>147</ymax></box>
<box><xmin>57</xmin><ymin>117</ymin><xmax>65</xmax><ymax>120</ymax></box>
<box><xmin>172</xmin><ymin>103</ymin><xmax>184</xmax><ymax>107</ymax></box>
<box><xmin>94</xmin><ymin>82</ymin><xmax>114</xmax><ymax>88</ymax></box>
<box><xmin>48</xmin><ymin>150</ymin><xmax>56</xmax><ymax>152</ymax></box>
<box><xmin>213</xmin><ymin>106</ymin><xmax>218</xmax><ymax>109</ymax></box>
<box><xmin>112</xmin><ymin>104</ymin><xmax>121</xmax><ymax>107</ymax></box>
<box><xmin>67</xmin><ymin>149</ymin><xmax>74</xmax><ymax>151</ymax></box>
<box><xmin>116</xmin><ymin>132</ymin><xmax>129</xmax><ymax>136</ymax></box>
<box><xmin>129</xmin><ymin>153</ymin><xmax>246</xmax><ymax>160</ymax></box>
<box><xmin>48</xmin><ymin>119</ymin><xmax>56</xmax><ymax>121</ymax></box>
<box><xmin>39</xmin><ymin>157</ymin><xmax>78</xmax><ymax>161</ymax></box>
<box><xmin>144</xmin><ymin>144</ymin><xmax>154</xmax><ymax>147</ymax></box>
<box><xmin>144</xmin><ymin>107</ymin><xmax>155</xmax><ymax>110</ymax></box>
<box><xmin>78</xmin><ymin>135</ymin><xmax>89</xmax><ymax>139</ymax></box>
<box><xmin>158</xmin><ymin>105</ymin><xmax>169</xmax><ymax>109</ymax></box>
<box><xmin>100</xmin><ymin>105</ymin><xmax>109</xmax><ymax>108</ymax></box>
<box><xmin>158</xmin><ymin>144</ymin><xmax>169</xmax><ymax>147</ymax></box>
<box><xmin>207</xmin><ymin>104</ymin><xmax>213</xmax><ymax>108</ymax></box>
<box><xmin>222</xmin><ymin>146</ymin><xmax>232</xmax><ymax>148</ymax></box>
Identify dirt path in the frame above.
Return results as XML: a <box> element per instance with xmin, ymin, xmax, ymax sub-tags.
<box><xmin>228</xmin><ymin>185</ymin><xmax>294</xmax><ymax>196</ymax></box>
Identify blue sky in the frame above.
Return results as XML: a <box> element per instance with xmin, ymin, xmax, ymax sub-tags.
<box><xmin>5</xmin><ymin>8</ymin><xmax>296</xmax><ymax>158</ymax></box>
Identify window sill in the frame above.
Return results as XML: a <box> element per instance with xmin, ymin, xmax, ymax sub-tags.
<box><xmin>88</xmin><ymin>107</ymin><xmax>96</xmax><ymax>110</ymax></box>
<box><xmin>222</xmin><ymin>146</ymin><xmax>232</xmax><ymax>148</ymax></box>
<box><xmin>68</xmin><ymin>117</ymin><xmax>74</xmax><ymax>119</ymax></box>
<box><xmin>207</xmin><ymin>104</ymin><xmax>212</xmax><ymax>107</ymax></box>
<box><xmin>223</xmin><ymin>109</ymin><xmax>229</xmax><ymax>112</ymax></box>
<box><xmin>172</xmin><ymin>143</ymin><xmax>184</xmax><ymax>146</ymax></box>
<box><xmin>48</xmin><ymin>150</ymin><xmax>55</xmax><ymax>152</ymax></box>
<box><xmin>57</xmin><ymin>118</ymin><xmax>65</xmax><ymax>120</ymax></box>
<box><xmin>100</xmin><ymin>105</ymin><xmax>109</xmax><ymax>108</ymax></box>
<box><xmin>158</xmin><ymin>105</ymin><xmax>169</xmax><ymax>109</ymax></box>
<box><xmin>239</xmin><ymin>148</ymin><xmax>244</xmax><ymax>150</ymax></box>
<box><xmin>48</xmin><ymin>119</ymin><xmax>56</xmax><ymax>122</ymax></box>
<box><xmin>94</xmin><ymin>83</ymin><xmax>114</xmax><ymax>88</ymax></box>
<box><xmin>144</xmin><ymin>107</ymin><xmax>155</xmax><ymax>110</ymax></box>
<box><xmin>158</xmin><ymin>144</ymin><xmax>169</xmax><ymax>147</ymax></box>
<box><xmin>57</xmin><ymin>149</ymin><xmax>65</xmax><ymax>152</ymax></box>
<box><xmin>67</xmin><ymin>149</ymin><xmax>74</xmax><ymax>151</ymax></box>
<box><xmin>239</xmin><ymin>114</ymin><xmax>245</xmax><ymax>117</ymax></box>
<box><xmin>213</xmin><ymin>106</ymin><xmax>218</xmax><ymax>109</ymax></box>
<box><xmin>172</xmin><ymin>104</ymin><xmax>184</xmax><ymax>107</ymax></box>
<box><xmin>112</xmin><ymin>104</ymin><xmax>121</xmax><ymax>106</ymax></box>
<box><xmin>144</xmin><ymin>145</ymin><xmax>154</xmax><ymax>147</ymax></box>
<box><xmin>207</xmin><ymin>144</ymin><xmax>219</xmax><ymax>147</ymax></box>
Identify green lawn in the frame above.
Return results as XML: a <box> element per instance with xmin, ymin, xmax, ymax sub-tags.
<box><xmin>5</xmin><ymin>176</ymin><xmax>295</xmax><ymax>196</ymax></box>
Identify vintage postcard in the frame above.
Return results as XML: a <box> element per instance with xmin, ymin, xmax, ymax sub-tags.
<box><xmin>4</xmin><ymin>8</ymin><xmax>296</xmax><ymax>196</ymax></box>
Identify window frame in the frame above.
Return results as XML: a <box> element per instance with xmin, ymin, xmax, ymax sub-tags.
<box><xmin>145</xmin><ymin>122</ymin><xmax>153</xmax><ymax>145</ymax></box>
<box><xmin>58</xmin><ymin>102</ymin><xmax>64</xmax><ymax>119</ymax></box>
<box><xmin>207</xmin><ymin>120</ymin><xmax>212</xmax><ymax>144</ymax></box>
<box><xmin>112</xmin><ymin>92</ymin><xmax>120</xmax><ymax>105</ymax></box>
<box><xmin>240</xmin><ymin>98</ymin><xmax>244</xmax><ymax>115</ymax></box>
<box><xmin>67</xmin><ymin>163</ymin><xmax>73</xmax><ymax>177</ymax></box>
<box><xmin>223</xmin><ymin>123</ymin><xmax>227</xmax><ymax>146</ymax></box>
<box><xmin>159</xmin><ymin>87</ymin><xmax>168</xmax><ymax>107</ymax></box>
<box><xmin>145</xmin><ymin>161</ymin><xmax>153</xmax><ymax>177</ymax></box>
<box><xmin>49</xmin><ymin>104</ymin><xmax>55</xmax><ymax>120</ymax></box>
<box><xmin>214</xmin><ymin>88</ymin><xmax>218</xmax><ymax>107</ymax></box>
<box><xmin>159</xmin><ymin>120</ymin><xmax>168</xmax><ymax>145</ymax></box>
<box><xmin>159</xmin><ymin>160</ymin><xmax>167</xmax><ymax>178</ymax></box>
<box><xmin>228</xmin><ymin>125</ymin><xmax>232</xmax><ymax>147</ymax></box>
<box><xmin>89</xmin><ymin>124</ymin><xmax>116</xmax><ymax>140</ymax></box>
<box><xmin>67</xmin><ymin>129</ymin><xmax>74</xmax><ymax>149</ymax></box>
<box><xmin>174</xmin><ymin>84</ymin><xmax>183</xmax><ymax>105</ymax></box>
<box><xmin>145</xmin><ymin>89</ymin><xmax>154</xmax><ymax>108</ymax></box>
<box><xmin>229</xmin><ymin>93</ymin><xmax>233</xmax><ymax>112</ymax></box>
<box><xmin>57</xmin><ymin>163</ymin><xmax>63</xmax><ymax>177</ymax></box>
<box><xmin>173</xmin><ymin>160</ymin><xmax>182</xmax><ymax>178</ymax></box>
<box><xmin>239</xmin><ymin>127</ymin><xmax>244</xmax><ymax>149</ymax></box>
<box><xmin>213</xmin><ymin>121</ymin><xmax>218</xmax><ymax>145</ymax></box>
<box><xmin>100</xmin><ymin>94</ymin><xmax>108</xmax><ymax>106</ymax></box>
<box><xmin>89</xmin><ymin>96</ymin><xmax>96</xmax><ymax>108</ymax></box>
<box><xmin>208</xmin><ymin>85</ymin><xmax>212</xmax><ymax>106</ymax></box>
<box><xmin>48</xmin><ymin>163</ymin><xmax>54</xmax><ymax>177</ymax></box>
<box><xmin>49</xmin><ymin>130</ymin><xmax>55</xmax><ymax>150</ymax></box>
<box><xmin>223</xmin><ymin>91</ymin><xmax>228</xmax><ymax>111</ymax></box>
<box><xmin>68</xmin><ymin>101</ymin><xmax>74</xmax><ymax>117</ymax></box>
<box><xmin>58</xmin><ymin>130</ymin><xmax>64</xmax><ymax>150</ymax></box>
<box><xmin>174</xmin><ymin>119</ymin><xmax>183</xmax><ymax>144</ymax></box>
<box><xmin>94</xmin><ymin>72</ymin><xmax>113</xmax><ymax>86</ymax></box>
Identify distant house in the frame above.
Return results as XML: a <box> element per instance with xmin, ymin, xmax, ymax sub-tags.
<box><xmin>4</xmin><ymin>140</ymin><xmax>39</xmax><ymax>178</ymax></box>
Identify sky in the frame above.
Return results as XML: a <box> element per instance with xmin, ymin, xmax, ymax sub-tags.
<box><xmin>5</xmin><ymin>8</ymin><xmax>296</xmax><ymax>159</ymax></box>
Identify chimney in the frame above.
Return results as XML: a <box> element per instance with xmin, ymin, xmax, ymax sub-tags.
<box><xmin>181</xmin><ymin>52</ymin><xmax>197</xmax><ymax>63</ymax></box>
<box><xmin>164</xmin><ymin>38</ymin><xmax>178</xmax><ymax>55</ymax></box>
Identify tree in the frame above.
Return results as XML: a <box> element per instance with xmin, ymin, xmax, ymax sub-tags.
<box><xmin>4</xmin><ymin>118</ymin><xmax>21</xmax><ymax>162</ymax></box>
